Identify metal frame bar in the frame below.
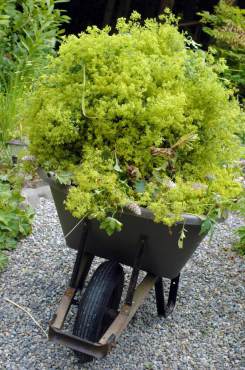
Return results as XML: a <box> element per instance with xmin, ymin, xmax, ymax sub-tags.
<box><xmin>48</xmin><ymin>233</ymin><xmax>180</xmax><ymax>359</ymax></box>
<box><xmin>154</xmin><ymin>274</ymin><xmax>180</xmax><ymax>317</ymax></box>
<box><xmin>70</xmin><ymin>221</ymin><xmax>90</xmax><ymax>288</ymax></box>
<box><xmin>125</xmin><ymin>236</ymin><xmax>146</xmax><ymax>305</ymax></box>
<box><xmin>49</xmin><ymin>273</ymin><xmax>157</xmax><ymax>359</ymax></box>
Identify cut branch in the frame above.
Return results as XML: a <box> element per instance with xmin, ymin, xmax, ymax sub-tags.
<box><xmin>4</xmin><ymin>297</ymin><xmax>48</xmax><ymax>338</ymax></box>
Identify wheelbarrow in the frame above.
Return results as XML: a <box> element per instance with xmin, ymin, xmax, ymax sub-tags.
<box><xmin>41</xmin><ymin>171</ymin><xmax>205</xmax><ymax>363</ymax></box>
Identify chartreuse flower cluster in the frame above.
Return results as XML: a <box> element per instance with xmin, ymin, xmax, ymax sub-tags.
<box><xmin>26</xmin><ymin>12</ymin><xmax>243</xmax><ymax>235</ymax></box>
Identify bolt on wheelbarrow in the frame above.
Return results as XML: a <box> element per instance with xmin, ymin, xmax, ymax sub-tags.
<box><xmin>42</xmin><ymin>172</ymin><xmax>205</xmax><ymax>363</ymax></box>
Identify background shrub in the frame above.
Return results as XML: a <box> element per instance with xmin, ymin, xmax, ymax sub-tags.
<box><xmin>200</xmin><ymin>0</ymin><xmax>245</xmax><ymax>98</ymax></box>
<box><xmin>0</xmin><ymin>0</ymin><xmax>69</xmax><ymax>143</ymax></box>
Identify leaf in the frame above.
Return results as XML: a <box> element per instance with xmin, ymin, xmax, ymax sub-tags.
<box><xmin>100</xmin><ymin>217</ymin><xmax>122</xmax><ymax>236</ymax></box>
<box><xmin>0</xmin><ymin>252</ymin><xmax>8</xmax><ymax>272</ymax></box>
<box><xmin>200</xmin><ymin>217</ymin><xmax>216</xmax><ymax>239</ymax></box>
<box><xmin>4</xmin><ymin>238</ymin><xmax>17</xmax><ymax>250</ymax></box>
<box><xmin>237</xmin><ymin>226</ymin><xmax>245</xmax><ymax>238</ymax></box>
<box><xmin>0</xmin><ymin>174</ymin><xmax>8</xmax><ymax>182</ymax></box>
<box><xmin>200</xmin><ymin>218</ymin><xmax>212</xmax><ymax>235</ymax></box>
<box><xmin>0</xmin><ymin>213</ymin><xmax>10</xmax><ymax>226</ymax></box>
<box><xmin>69</xmin><ymin>64</ymin><xmax>83</xmax><ymax>74</ymax></box>
<box><xmin>178</xmin><ymin>225</ymin><xmax>187</xmax><ymax>249</ymax></box>
<box><xmin>114</xmin><ymin>154</ymin><xmax>122</xmax><ymax>172</ymax></box>
<box><xmin>19</xmin><ymin>221</ymin><xmax>32</xmax><ymax>236</ymax></box>
<box><xmin>135</xmin><ymin>180</ymin><xmax>145</xmax><ymax>193</ymax></box>
<box><xmin>178</xmin><ymin>237</ymin><xmax>183</xmax><ymax>249</ymax></box>
<box><xmin>94</xmin><ymin>189</ymin><xmax>103</xmax><ymax>195</ymax></box>
<box><xmin>236</xmin><ymin>226</ymin><xmax>245</xmax><ymax>250</ymax></box>
<box><xmin>55</xmin><ymin>171</ymin><xmax>73</xmax><ymax>185</ymax></box>
<box><xmin>0</xmin><ymin>15</ymin><xmax>10</xmax><ymax>26</ymax></box>
<box><xmin>0</xmin><ymin>224</ymin><xmax>13</xmax><ymax>232</ymax></box>
<box><xmin>0</xmin><ymin>189</ymin><xmax>12</xmax><ymax>201</ymax></box>
<box><xmin>101</xmin><ymin>149</ymin><xmax>111</xmax><ymax>160</ymax></box>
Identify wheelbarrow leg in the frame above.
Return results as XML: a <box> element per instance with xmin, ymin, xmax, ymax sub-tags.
<box><xmin>155</xmin><ymin>278</ymin><xmax>165</xmax><ymax>316</ymax></box>
<box><xmin>155</xmin><ymin>274</ymin><xmax>180</xmax><ymax>318</ymax></box>
<box><xmin>125</xmin><ymin>236</ymin><xmax>146</xmax><ymax>305</ymax></box>
<box><xmin>70</xmin><ymin>221</ymin><xmax>94</xmax><ymax>290</ymax></box>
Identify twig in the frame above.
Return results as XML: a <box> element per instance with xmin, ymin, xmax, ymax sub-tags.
<box><xmin>64</xmin><ymin>216</ymin><xmax>86</xmax><ymax>239</ymax></box>
<box><xmin>4</xmin><ymin>297</ymin><xmax>48</xmax><ymax>338</ymax></box>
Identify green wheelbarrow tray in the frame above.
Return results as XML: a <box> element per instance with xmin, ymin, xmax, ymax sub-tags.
<box><xmin>39</xmin><ymin>169</ymin><xmax>207</xmax><ymax>362</ymax></box>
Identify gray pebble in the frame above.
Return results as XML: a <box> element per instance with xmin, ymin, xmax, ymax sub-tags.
<box><xmin>0</xmin><ymin>198</ymin><xmax>244</xmax><ymax>370</ymax></box>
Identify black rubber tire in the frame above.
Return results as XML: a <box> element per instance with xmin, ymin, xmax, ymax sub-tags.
<box><xmin>73</xmin><ymin>261</ymin><xmax>124</xmax><ymax>363</ymax></box>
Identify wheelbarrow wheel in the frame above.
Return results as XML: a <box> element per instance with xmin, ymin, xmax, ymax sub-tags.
<box><xmin>73</xmin><ymin>260</ymin><xmax>124</xmax><ymax>363</ymax></box>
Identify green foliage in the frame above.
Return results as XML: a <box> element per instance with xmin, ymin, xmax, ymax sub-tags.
<box><xmin>55</xmin><ymin>170</ymin><xmax>73</xmax><ymax>185</ymax></box>
<box><xmin>0</xmin><ymin>148</ymin><xmax>34</xmax><ymax>271</ymax></box>
<box><xmin>233</xmin><ymin>193</ymin><xmax>245</xmax><ymax>256</ymax></box>
<box><xmin>234</xmin><ymin>226</ymin><xmax>245</xmax><ymax>255</ymax></box>
<box><xmin>25</xmin><ymin>13</ymin><xmax>243</xmax><ymax>235</ymax></box>
<box><xmin>0</xmin><ymin>252</ymin><xmax>8</xmax><ymax>271</ymax></box>
<box><xmin>178</xmin><ymin>224</ymin><xmax>187</xmax><ymax>249</ymax></box>
<box><xmin>65</xmin><ymin>147</ymin><xmax>130</xmax><ymax>225</ymax></box>
<box><xmin>0</xmin><ymin>0</ymin><xmax>69</xmax><ymax>88</ymax></box>
<box><xmin>0</xmin><ymin>0</ymin><xmax>69</xmax><ymax>143</ymax></box>
<box><xmin>199</xmin><ymin>1</ymin><xmax>245</xmax><ymax>97</ymax></box>
<box><xmin>100</xmin><ymin>217</ymin><xmax>123</xmax><ymax>236</ymax></box>
<box><xmin>200</xmin><ymin>217</ymin><xmax>216</xmax><ymax>236</ymax></box>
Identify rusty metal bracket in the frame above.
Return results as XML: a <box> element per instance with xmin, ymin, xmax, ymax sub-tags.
<box><xmin>48</xmin><ymin>233</ymin><xmax>179</xmax><ymax>359</ymax></box>
<box><xmin>49</xmin><ymin>326</ymin><xmax>112</xmax><ymax>359</ymax></box>
<box><xmin>49</xmin><ymin>273</ymin><xmax>157</xmax><ymax>358</ymax></box>
<box><xmin>50</xmin><ymin>287</ymin><xmax>76</xmax><ymax>329</ymax></box>
<box><xmin>99</xmin><ymin>273</ymin><xmax>157</xmax><ymax>345</ymax></box>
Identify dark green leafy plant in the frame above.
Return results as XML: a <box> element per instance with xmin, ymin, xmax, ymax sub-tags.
<box><xmin>0</xmin><ymin>0</ymin><xmax>69</xmax><ymax>143</ymax></box>
<box><xmin>199</xmin><ymin>0</ymin><xmax>245</xmax><ymax>98</ymax></box>
<box><xmin>235</xmin><ymin>226</ymin><xmax>245</xmax><ymax>255</ymax></box>
<box><xmin>0</xmin><ymin>181</ymin><xmax>33</xmax><ymax>247</ymax></box>
<box><xmin>25</xmin><ymin>12</ymin><xmax>244</xmax><ymax>236</ymax></box>
<box><xmin>0</xmin><ymin>150</ymin><xmax>34</xmax><ymax>271</ymax></box>
<box><xmin>232</xmin><ymin>193</ymin><xmax>245</xmax><ymax>255</ymax></box>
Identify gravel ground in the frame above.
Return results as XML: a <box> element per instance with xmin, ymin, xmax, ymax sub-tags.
<box><xmin>0</xmin><ymin>198</ymin><xmax>244</xmax><ymax>370</ymax></box>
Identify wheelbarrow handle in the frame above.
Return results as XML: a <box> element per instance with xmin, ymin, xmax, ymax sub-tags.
<box><xmin>49</xmin><ymin>274</ymin><xmax>157</xmax><ymax>358</ymax></box>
